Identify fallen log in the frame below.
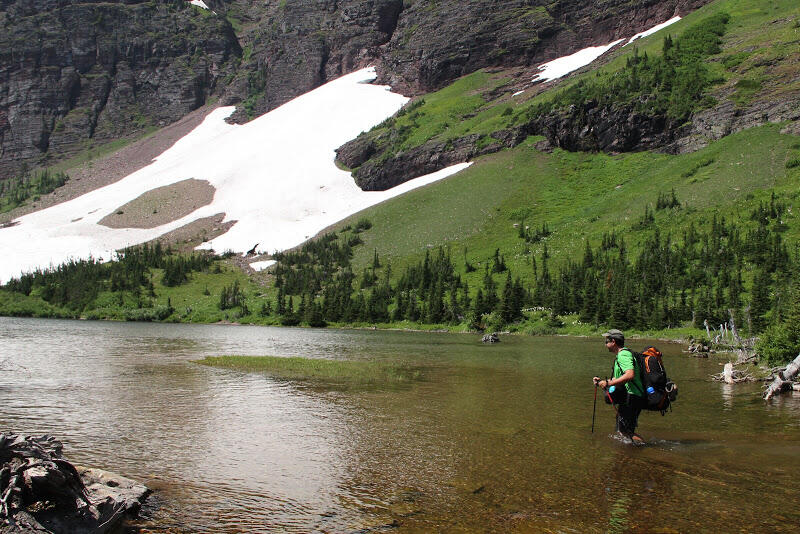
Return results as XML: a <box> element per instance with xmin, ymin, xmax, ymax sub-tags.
<box><xmin>763</xmin><ymin>353</ymin><xmax>800</xmax><ymax>401</ymax></box>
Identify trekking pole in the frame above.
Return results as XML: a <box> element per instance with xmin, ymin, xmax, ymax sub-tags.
<box><xmin>591</xmin><ymin>384</ymin><xmax>598</xmax><ymax>433</ymax></box>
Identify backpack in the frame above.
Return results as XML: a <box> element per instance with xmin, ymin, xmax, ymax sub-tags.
<box><xmin>632</xmin><ymin>346</ymin><xmax>678</xmax><ymax>415</ymax></box>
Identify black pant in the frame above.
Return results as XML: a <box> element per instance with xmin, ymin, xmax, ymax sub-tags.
<box><xmin>615</xmin><ymin>394</ymin><xmax>643</xmax><ymax>435</ymax></box>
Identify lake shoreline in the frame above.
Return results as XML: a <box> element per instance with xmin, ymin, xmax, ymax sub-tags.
<box><xmin>0</xmin><ymin>309</ymin><xmax>743</xmax><ymax>360</ymax></box>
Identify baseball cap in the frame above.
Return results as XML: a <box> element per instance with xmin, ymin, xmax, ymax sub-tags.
<box><xmin>602</xmin><ymin>329</ymin><xmax>624</xmax><ymax>341</ymax></box>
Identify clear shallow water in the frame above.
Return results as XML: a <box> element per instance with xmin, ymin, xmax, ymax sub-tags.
<box><xmin>1</xmin><ymin>317</ymin><xmax>799</xmax><ymax>532</ymax></box>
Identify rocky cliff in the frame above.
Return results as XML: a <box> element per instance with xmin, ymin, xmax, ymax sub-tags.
<box><xmin>0</xmin><ymin>0</ymin><xmax>240</xmax><ymax>176</ymax></box>
<box><xmin>220</xmin><ymin>0</ymin><xmax>710</xmax><ymax>120</ymax></box>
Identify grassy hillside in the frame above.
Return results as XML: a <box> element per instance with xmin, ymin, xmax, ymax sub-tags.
<box><xmin>1</xmin><ymin>0</ymin><xmax>799</xmax><ymax>357</ymax></box>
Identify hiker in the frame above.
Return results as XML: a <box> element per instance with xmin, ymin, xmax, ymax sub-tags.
<box><xmin>593</xmin><ymin>329</ymin><xmax>645</xmax><ymax>444</ymax></box>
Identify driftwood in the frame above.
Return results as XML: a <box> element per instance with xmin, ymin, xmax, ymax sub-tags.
<box><xmin>0</xmin><ymin>433</ymin><xmax>149</xmax><ymax>534</ymax></box>
<box><xmin>481</xmin><ymin>332</ymin><xmax>500</xmax><ymax>343</ymax></box>
<box><xmin>711</xmin><ymin>362</ymin><xmax>755</xmax><ymax>384</ymax></box>
<box><xmin>763</xmin><ymin>353</ymin><xmax>800</xmax><ymax>401</ymax></box>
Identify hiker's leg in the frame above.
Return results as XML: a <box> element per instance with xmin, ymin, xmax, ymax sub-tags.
<box><xmin>616</xmin><ymin>394</ymin><xmax>644</xmax><ymax>436</ymax></box>
<box><xmin>616</xmin><ymin>403</ymin><xmax>636</xmax><ymax>436</ymax></box>
<box><xmin>628</xmin><ymin>397</ymin><xmax>645</xmax><ymax>443</ymax></box>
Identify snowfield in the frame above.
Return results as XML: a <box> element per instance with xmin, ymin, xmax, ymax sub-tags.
<box><xmin>627</xmin><ymin>16</ymin><xmax>681</xmax><ymax>44</ymax></box>
<box><xmin>0</xmin><ymin>68</ymin><xmax>469</xmax><ymax>283</ymax></box>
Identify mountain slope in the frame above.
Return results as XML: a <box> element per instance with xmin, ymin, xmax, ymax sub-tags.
<box><xmin>0</xmin><ymin>0</ymin><xmax>240</xmax><ymax>175</ymax></box>
<box><xmin>0</xmin><ymin>0</ymin><xmax>709</xmax><ymax>175</ymax></box>
<box><xmin>337</xmin><ymin>0</ymin><xmax>800</xmax><ymax>190</ymax></box>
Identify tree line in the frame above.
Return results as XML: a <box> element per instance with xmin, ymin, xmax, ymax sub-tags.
<box><xmin>0</xmin><ymin>168</ymin><xmax>69</xmax><ymax>213</ymax></box>
<box><xmin>529</xmin><ymin>192</ymin><xmax>793</xmax><ymax>335</ymax></box>
<box><xmin>4</xmin><ymin>242</ymin><xmax>211</xmax><ymax>312</ymax></box>
<box><xmin>266</xmin><ymin>191</ymin><xmax>796</xmax><ymax>352</ymax></box>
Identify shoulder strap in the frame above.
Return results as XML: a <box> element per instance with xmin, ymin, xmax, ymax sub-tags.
<box><xmin>617</xmin><ymin>349</ymin><xmax>644</xmax><ymax>396</ymax></box>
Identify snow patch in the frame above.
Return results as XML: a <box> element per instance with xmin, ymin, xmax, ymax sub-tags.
<box><xmin>627</xmin><ymin>16</ymin><xmax>681</xmax><ymax>44</ymax></box>
<box><xmin>188</xmin><ymin>0</ymin><xmax>209</xmax><ymax>9</ymax></box>
<box><xmin>532</xmin><ymin>39</ymin><xmax>625</xmax><ymax>83</ymax></box>
<box><xmin>0</xmin><ymin>67</ymin><xmax>471</xmax><ymax>283</ymax></box>
<box><xmin>250</xmin><ymin>260</ymin><xmax>277</xmax><ymax>272</ymax></box>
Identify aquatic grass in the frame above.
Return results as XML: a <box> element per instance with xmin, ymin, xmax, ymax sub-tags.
<box><xmin>196</xmin><ymin>355</ymin><xmax>425</xmax><ymax>385</ymax></box>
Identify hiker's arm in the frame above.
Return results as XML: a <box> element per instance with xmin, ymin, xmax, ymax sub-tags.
<box><xmin>597</xmin><ymin>369</ymin><xmax>634</xmax><ymax>389</ymax></box>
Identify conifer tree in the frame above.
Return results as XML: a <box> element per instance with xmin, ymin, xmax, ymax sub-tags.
<box><xmin>749</xmin><ymin>267</ymin><xmax>772</xmax><ymax>334</ymax></box>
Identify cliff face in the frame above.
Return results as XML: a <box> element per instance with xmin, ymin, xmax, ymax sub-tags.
<box><xmin>0</xmin><ymin>0</ymin><xmax>240</xmax><ymax>176</ymax></box>
<box><xmin>217</xmin><ymin>0</ymin><xmax>710</xmax><ymax>119</ymax></box>
<box><xmin>218</xmin><ymin>0</ymin><xmax>404</xmax><ymax>123</ymax></box>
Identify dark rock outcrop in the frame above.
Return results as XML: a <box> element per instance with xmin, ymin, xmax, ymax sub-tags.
<box><xmin>341</xmin><ymin>131</ymin><xmax>517</xmax><ymax>191</ymax></box>
<box><xmin>0</xmin><ymin>0</ymin><xmax>241</xmax><ymax>176</ymax></box>
<box><xmin>525</xmin><ymin>99</ymin><xmax>688</xmax><ymax>153</ymax></box>
<box><xmin>220</xmin><ymin>0</ymin><xmax>404</xmax><ymax>123</ymax></box>
<box><xmin>0</xmin><ymin>433</ymin><xmax>149</xmax><ymax>534</ymax></box>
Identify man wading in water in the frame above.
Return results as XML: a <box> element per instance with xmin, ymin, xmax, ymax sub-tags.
<box><xmin>593</xmin><ymin>329</ymin><xmax>645</xmax><ymax>444</ymax></box>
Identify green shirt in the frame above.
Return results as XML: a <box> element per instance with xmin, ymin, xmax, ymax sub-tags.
<box><xmin>613</xmin><ymin>348</ymin><xmax>644</xmax><ymax>396</ymax></box>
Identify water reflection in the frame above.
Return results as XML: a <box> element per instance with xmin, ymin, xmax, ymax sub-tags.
<box><xmin>1</xmin><ymin>317</ymin><xmax>800</xmax><ymax>532</ymax></box>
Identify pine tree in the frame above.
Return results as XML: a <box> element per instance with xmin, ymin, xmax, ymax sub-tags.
<box><xmin>500</xmin><ymin>271</ymin><xmax>515</xmax><ymax>324</ymax></box>
<box><xmin>749</xmin><ymin>267</ymin><xmax>772</xmax><ymax>334</ymax></box>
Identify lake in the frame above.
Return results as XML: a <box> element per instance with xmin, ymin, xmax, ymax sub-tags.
<box><xmin>1</xmin><ymin>317</ymin><xmax>799</xmax><ymax>532</ymax></box>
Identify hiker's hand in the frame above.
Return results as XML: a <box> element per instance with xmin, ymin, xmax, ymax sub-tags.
<box><xmin>593</xmin><ymin>377</ymin><xmax>607</xmax><ymax>389</ymax></box>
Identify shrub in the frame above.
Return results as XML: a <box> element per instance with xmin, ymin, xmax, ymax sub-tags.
<box><xmin>354</xmin><ymin>217</ymin><xmax>373</xmax><ymax>233</ymax></box>
<box><xmin>756</xmin><ymin>323</ymin><xmax>797</xmax><ymax>366</ymax></box>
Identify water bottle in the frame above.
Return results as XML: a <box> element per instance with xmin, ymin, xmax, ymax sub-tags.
<box><xmin>646</xmin><ymin>386</ymin><xmax>655</xmax><ymax>394</ymax></box>
<box><xmin>608</xmin><ymin>385</ymin><xmax>616</xmax><ymax>393</ymax></box>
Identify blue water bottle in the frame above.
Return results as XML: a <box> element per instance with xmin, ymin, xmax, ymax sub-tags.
<box><xmin>646</xmin><ymin>386</ymin><xmax>655</xmax><ymax>394</ymax></box>
<box><xmin>608</xmin><ymin>385</ymin><xmax>616</xmax><ymax>393</ymax></box>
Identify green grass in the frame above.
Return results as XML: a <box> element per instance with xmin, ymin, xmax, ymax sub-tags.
<box><xmin>195</xmin><ymin>355</ymin><xmax>425</xmax><ymax>385</ymax></box>
<box><xmin>338</xmin><ymin>123</ymin><xmax>798</xmax><ymax>281</ymax></box>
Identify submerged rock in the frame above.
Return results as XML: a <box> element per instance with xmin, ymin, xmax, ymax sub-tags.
<box><xmin>0</xmin><ymin>433</ymin><xmax>149</xmax><ymax>534</ymax></box>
